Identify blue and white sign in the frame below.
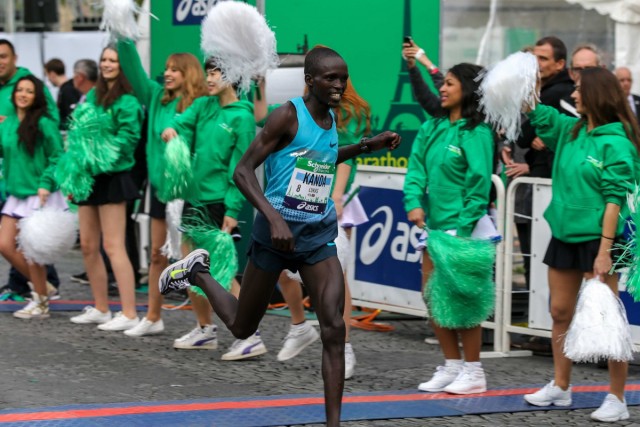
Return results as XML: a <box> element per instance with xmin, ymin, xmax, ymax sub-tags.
<box><xmin>173</xmin><ymin>0</ymin><xmax>216</xmax><ymax>25</ymax></box>
<box><xmin>348</xmin><ymin>167</ymin><xmax>427</xmax><ymax>316</ymax></box>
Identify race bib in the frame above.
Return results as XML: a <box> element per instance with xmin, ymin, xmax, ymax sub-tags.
<box><xmin>283</xmin><ymin>157</ymin><xmax>335</xmax><ymax>214</ymax></box>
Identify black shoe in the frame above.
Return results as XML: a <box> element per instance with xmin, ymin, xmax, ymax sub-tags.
<box><xmin>71</xmin><ymin>272</ymin><xmax>90</xmax><ymax>284</ymax></box>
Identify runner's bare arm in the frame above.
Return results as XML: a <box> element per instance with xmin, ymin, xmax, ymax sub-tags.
<box><xmin>234</xmin><ymin>103</ymin><xmax>298</xmax><ymax>252</ymax></box>
<box><xmin>336</xmin><ymin>131</ymin><xmax>401</xmax><ymax>164</ymax></box>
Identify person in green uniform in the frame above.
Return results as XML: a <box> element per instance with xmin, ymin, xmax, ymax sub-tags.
<box><xmin>403</xmin><ymin>63</ymin><xmax>494</xmax><ymax>395</ymax></box>
<box><xmin>161</xmin><ymin>57</ymin><xmax>260</xmax><ymax>359</ymax></box>
<box><xmin>115</xmin><ymin>39</ymin><xmax>208</xmax><ymax>338</ymax></box>
<box><xmin>523</xmin><ymin>67</ymin><xmax>638</xmax><ymax>423</ymax></box>
<box><xmin>0</xmin><ymin>75</ymin><xmax>64</xmax><ymax>319</ymax></box>
<box><xmin>68</xmin><ymin>46</ymin><xmax>143</xmax><ymax>332</ymax></box>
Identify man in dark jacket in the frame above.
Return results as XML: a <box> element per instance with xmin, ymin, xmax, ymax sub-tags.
<box><xmin>504</xmin><ymin>36</ymin><xmax>574</xmax><ymax>290</ymax></box>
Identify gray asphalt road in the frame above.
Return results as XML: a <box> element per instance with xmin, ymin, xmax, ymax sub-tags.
<box><xmin>0</xmin><ymin>249</ymin><xmax>638</xmax><ymax>426</ymax></box>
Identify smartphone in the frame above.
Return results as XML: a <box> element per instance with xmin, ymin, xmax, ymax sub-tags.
<box><xmin>403</xmin><ymin>35</ymin><xmax>413</xmax><ymax>45</ymax></box>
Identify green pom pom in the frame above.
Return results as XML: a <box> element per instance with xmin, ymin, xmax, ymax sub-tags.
<box><xmin>67</xmin><ymin>103</ymin><xmax>120</xmax><ymax>175</ymax></box>
<box><xmin>425</xmin><ymin>230</ymin><xmax>496</xmax><ymax>329</ymax></box>
<box><xmin>157</xmin><ymin>135</ymin><xmax>198</xmax><ymax>203</ymax></box>
<box><xmin>55</xmin><ymin>152</ymin><xmax>95</xmax><ymax>201</ymax></box>
<box><xmin>181</xmin><ymin>208</ymin><xmax>238</xmax><ymax>293</ymax></box>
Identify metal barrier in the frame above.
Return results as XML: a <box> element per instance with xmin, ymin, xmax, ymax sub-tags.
<box><xmin>500</xmin><ymin>177</ymin><xmax>552</xmax><ymax>355</ymax></box>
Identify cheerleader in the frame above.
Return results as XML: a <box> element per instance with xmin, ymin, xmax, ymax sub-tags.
<box><xmin>68</xmin><ymin>46</ymin><xmax>143</xmax><ymax>331</ymax></box>
<box><xmin>403</xmin><ymin>63</ymin><xmax>494</xmax><ymax>395</ymax></box>
<box><xmin>115</xmin><ymin>38</ymin><xmax>208</xmax><ymax>337</ymax></box>
<box><xmin>0</xmin><ymin>75</ymin><xmax>65</xmax><ymax>319</ymax></box>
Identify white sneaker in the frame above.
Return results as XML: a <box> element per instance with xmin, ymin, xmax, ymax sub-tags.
<box><xmin>345</xmin><ymin>343</ymin><xmax>356</xmax><ymax>380</ymax></box>
<box><xmin>13</xmin><ymin>293</ymin><xmax>49</xmax><ymax>319</ymax></box>
<box><xmin>221</xmin><ymin>331</ymin><xmax>268</xmax><ymax>360</ymax></box>
<box><xmin>173</xmin><ymin>325</ymin><xmax>218</xmax><ymax>350</ymax></box>
<box><xmin>124</xmin><ymin>317</ymin><xmax>165</xmax><ymax>337</ymax></box>
<box><xmin>591</xmin><ymin>393</ymin><xmax>629</xmax><ymax>422</ymax></box>
<box><xmin>443</xmin><ymin>363</ymin><xmax>487</xmax><ymax>395</ymax></box>
<box><xmin>27</xmin><ymin>281</ymin><xmax>60</xmax><ymax>301</ymax></box>
<box><xmin>70</xmin><ymin>306</ymin><xmax>112</xmax><ymax>324</ymax></box>
<box><xmin>418</xmin><ymin>361</ymin><xmax>463</xmax><ymax>392</ymax></box>
<box><xmin>277</xmin><ymin>322</ymin><xmax>320</xmax><ymax>361</ymax></box>
<box><xmin>97</xmin><ymin>312</ymin><xmax>140</xmax><ymax>331</ymax></box>
<box><xmin>524</xmin><ymin>380</ymin><xmax>572</xmax><ymax>407</ymax></box>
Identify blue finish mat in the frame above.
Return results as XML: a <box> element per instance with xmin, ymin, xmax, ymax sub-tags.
<box><xmin>0</xmin><ymin>383</ymin><xmax>638</xmax><ymax>426</ymax></box>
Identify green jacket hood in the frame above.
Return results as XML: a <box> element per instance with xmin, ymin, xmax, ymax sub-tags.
<box><xmin>588</xmin><ymin>121</ymin><xmax>628</xmax><ymax>138</ymax></box>
<box><xmin>222</xmin><ymin>99</ymin><xmax>253</xmax><ymax>113</ymax></box>
<box><xmin>7</xmin><ymin>67</ymin><xmax>32</xmax><ymax>85</ymax></box>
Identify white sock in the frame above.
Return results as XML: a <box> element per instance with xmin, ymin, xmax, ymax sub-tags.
<box><xmin>445</xmin><ymin>359</ymin><xmax>463</xmax><ymax>368</ymax></box>
<box><xmin>345</xmin><ymin>342</ymin><xmax>353</xmax><ymax>351</ymax></box>
<box><xmin>464</xmin><ymin>361</ymin><xmax>483</xmax><ymax>371</ymax></box>
<box><xmin>291</xmin><ymin>321</ymin><xmax>307</xmax><ymax>332</ymax></box>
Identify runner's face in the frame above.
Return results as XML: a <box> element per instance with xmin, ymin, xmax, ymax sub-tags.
<box><xmin>308</xmin><ymin>57</ymin><xmax>348</xmax><ymax>108</ymax></box>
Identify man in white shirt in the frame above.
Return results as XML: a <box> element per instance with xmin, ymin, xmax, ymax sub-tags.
<box><xmin>615</xmin><ymin>66</ymin><xmax>640</xmax><ymax>122</ymax></box>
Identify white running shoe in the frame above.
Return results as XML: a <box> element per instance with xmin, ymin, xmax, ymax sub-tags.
<box><xmin>444</xmin><ymin>364</ymin><xmax>487</xmax><ymax>395</ymax></box>
<box><xmin>70</xmin><ymin>306</ymin><xmax>112</xmax><ymax>324</ymax></box>
<box><xmin>277</xmin><ymin>322</ymin><xmax>320</xmax><ymax>362</ymax></box>
<box><xmin>345</xmin><ymin>342</ymin><xmax>356</xmax><ymax>380</ymax></box>
<box><xmin>418</xmin><ymin>362</ymin><xmax>463</xmax><ymax>392</ymax></box>
<box><xmin>124</xmin><ymin>317</ymin><xmax>165</xmax><ymax>337</ymax></box>
<box><xmin>221</xmin><ymin>331</ymin><xmax>268</xmax><ymax>361</ymax></box>
<box><xmin>173</xmin><ymin>325</ymin><xmax>218</xmax><ymax>350</ymax></box>
<box><xmin>13</xmin><ymin>293</ymin><xmax>49</xmax><ymax>320</ymax></box>
<box><xmin>97</xmin><ymin>312</ymin><xmax>139</xmax><ymax>331</ymax></box>
<box><xmin>591</xmin><ymin>393</ymin><xmax>629</xmax><ymax>422</ymax></box>
<box><xmin>524</xmin><ymin>380</ymin><xmax>572</xmax><ymax>407</ymax></box>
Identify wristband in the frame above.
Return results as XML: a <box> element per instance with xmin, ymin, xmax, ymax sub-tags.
<box><xmin>601</xmin><ymin>235</ymin><xmax>615</xmax><ymax>241</ymax></box>
<box><xmin>414</xmin><ymin>48</ymin><xmax>425</xmax><ymax>60</ymax></box>
<box><xmin>359</xmin><ymin>137</ymin><xmax>372</xmax><ymax>154</ymax></box>
<box><xmin>428</xmin><ymin>65</ymin><xmax>439</xmax><ymax>75</ymax></box>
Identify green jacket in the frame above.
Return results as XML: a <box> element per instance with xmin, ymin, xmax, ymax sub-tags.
<box><xmin>528</xmin><ymin>104</ymin><xmax>639</xmax><ymax>242</ymax></box>
<box><xmin>84</xmin><ymin>88</ymin><xmax>143</xmax><ymax>174</ymax></box>
<box><xmin>0</xmin><ymin>67</ymin><xmax>59</xmax><ymax>122</ymax></box>
<box><xmin>403</xmin><ymin>118</ymin><xmax>494</xmax><ymax>237</ymax></box>
<box><xmin>172</xmin><ymin>97</ymin><xmax>255</xmax><ymax>218</ymax></box>
<box><xmin>118</xmin><ymin>39</ymin><xmax>184</xmax><ymax>192</ymax></box>
<box><xmin>0</xmin><ymin>114</ymin><xmax>62</xmax><ymax>198</ymax></box>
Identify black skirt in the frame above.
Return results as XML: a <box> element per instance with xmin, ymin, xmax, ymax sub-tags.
<box><xmin>76</xmin><ymin>171</ymin><xmax>141</xmax><ymax>206</ymax></box>
<box><xmin>543</xmin><ymin>236</ymin><xmax>623</xmax><ymax>272</ymax></box>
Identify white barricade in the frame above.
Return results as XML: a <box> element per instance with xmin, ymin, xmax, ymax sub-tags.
<box><xmin>500</xmin><ymin>177</ymin><xmax>640</xmax><ymax>355</ymax></box>
<box><xmin>348</xmin><ymin>165</ymin><xmax>506</xmax><ymax>356</ymax></box>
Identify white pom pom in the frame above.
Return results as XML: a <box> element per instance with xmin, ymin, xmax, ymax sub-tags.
<box><xmin>100</xmin><ymin>0</ymin><xmax>144</xmax><ymax>40</ymax></box>
<box><xmin>563</xmin><ymin>278</ymin><xmax>634</xmax><ymax>363</ymax></box>
<box><xmin>161</xmin><ymin>200</ymin><xmax>184</xmax><ymax>260</ymax></box>
<box><xmin>285</xmin><ymin>228</ymin><xmax>350</xmax><ymax>282</ymax></box>
<box><xmin>478</xmin><ymin>51</ymin><xmax>539</xmax><ymax>141</ymax></box>
<box><xmin>17</xmin><ymin>209</ymin><xmax>78</xmax><ymax>265</ymax></box>
<box><xmin>201</xmin><ymin>1</ymin><xmax>279</xmax><ymax>93</ymax></box>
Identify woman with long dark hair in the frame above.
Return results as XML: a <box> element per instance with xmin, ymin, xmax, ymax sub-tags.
<box><xmin>0</xmin><ymin>75</ymin><xmax>65</xmax><ymax>319</ymax></box>
<box><xmin>69</xmin><ymin>46</ymin><xmax>143</xmax><ymax>331</ymax></box>
<box><xmin>523</xmin><ymin>67</ymin><xmax>638</xmax><ymax>422</ymax></box>
<box><xmin>403</xmin><ymin>63</ymin><xmax>495</xmax><ymax>395</ymax></box>
<box><xmin>116</xmin><ymin>40</ymin><xmax>208</xmax><ymax>338</ymax></box>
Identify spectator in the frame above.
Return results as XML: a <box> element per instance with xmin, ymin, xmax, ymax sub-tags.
<box><xmin>614</xmin><ymin>66</ymin><xmax>640</xmax><ymax>123</ymax></box>
<box><xmin>44</xmin><ymin>58</ymin><xmax>82</xmax><ymax>130</ymax></box>
<box><xmin>72</xmin><ymin>59</ymin><xmax>98</xmax><ymax>102</ymax></box>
